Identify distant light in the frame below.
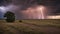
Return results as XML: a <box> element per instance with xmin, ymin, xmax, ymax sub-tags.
<box><xmin>47</xmin><ymin>15</ymin><xmax>60</xmax><ymax>19</ymax></box>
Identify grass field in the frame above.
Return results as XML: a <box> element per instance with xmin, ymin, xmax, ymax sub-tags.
<box><xmin>0</xmin><ymin>19</ymin><xmax>60</xmax><ymax>34</ymax></box>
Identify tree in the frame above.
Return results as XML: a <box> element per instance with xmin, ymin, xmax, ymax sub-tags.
<box><xmin>4</xmin><ymin>11</ymin><xmax>15</xmax><ymax>22</ymax></box>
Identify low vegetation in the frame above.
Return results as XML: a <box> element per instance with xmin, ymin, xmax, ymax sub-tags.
<box><xmin>0</xmin><ymin>19</ymin><xmax>60</xmax><ymax>34</ymax></box>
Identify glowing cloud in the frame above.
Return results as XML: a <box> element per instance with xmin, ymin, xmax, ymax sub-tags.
<box><xmin>21</xmin><ymin>5</ymin><xmax>47</xmax><ymax>19</ymax></box>
<box><xmin>0</xmin><ymin>4</ymin><xmax>19</xmax><ymax>13</ymax></box>
<box><xmin>0</xmin><ymin>6</ymin><xmax>7</xmax><ymax>13</ymax></box>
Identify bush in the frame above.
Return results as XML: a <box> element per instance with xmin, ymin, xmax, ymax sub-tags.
<box><xmin>19</xmin><ymin>20</ymin><xmax>22</xmax><ymax>22</ymax></box>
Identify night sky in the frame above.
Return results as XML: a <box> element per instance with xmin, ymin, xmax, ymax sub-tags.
<box><xmin>0</xmin><ymin>0</ymin><xmax>60</xmax><ymax>19</ymax></box>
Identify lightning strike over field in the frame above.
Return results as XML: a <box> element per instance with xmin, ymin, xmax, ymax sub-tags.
<box><xmin>0</xmin><ymin>0</ymin><xmax>60</xmax><ymax>19</ymax></box>
<box><xmin>21</xmin><ymin>5</ymin><xmax>47</xmax><ymax>19</ymax></box>
<box><xmin>37</xmin><ymin>6</ymin><xmax>45</xmax><ymax>19</ymax></box>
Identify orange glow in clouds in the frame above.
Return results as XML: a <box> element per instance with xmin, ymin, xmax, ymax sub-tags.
<box><xmin>21</xmin><ymin>5</ymin><xmax>47</xmax><ymax>19</ymax></box>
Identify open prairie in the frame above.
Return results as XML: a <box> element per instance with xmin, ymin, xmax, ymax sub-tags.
<box><xmin>0</xmin><ymin>19</ymin><xmax>60</xmax><ymax>34</ymax></box>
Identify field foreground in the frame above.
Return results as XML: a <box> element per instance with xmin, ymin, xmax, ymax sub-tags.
<box><xmin>0</xmin><ymin>19</ymin><xmax>60</xmax><ymax>34</ymax></box>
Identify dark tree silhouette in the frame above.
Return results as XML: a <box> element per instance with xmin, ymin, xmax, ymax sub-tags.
<box><xmin>4</xmin><ymin>11</ymin><xmax>15</xmax><ymax>22</ymax></box>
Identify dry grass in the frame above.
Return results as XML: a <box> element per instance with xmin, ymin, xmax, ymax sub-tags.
<box><xmin>0</xmin><ymin>19</ymin><xmax>60</xmax><ymax>34</ymax></box>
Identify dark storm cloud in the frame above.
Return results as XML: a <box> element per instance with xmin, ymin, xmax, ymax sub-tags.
<box><xmin>0</xmin><ymin>0</ymin><xmax>60</xmax><ymax>11</ymax></box>
<box><xmin>0</xmin><ymin>0</ymin><xmax>60</xmax><ymax>19</ymax></box>
<box><xmin>46</xmin><ymin>0</ymin><xmax>60</xmax><ymax>15</ymax></box>
<box><xmin>36</xmin><ymin>0</ymin><xmax>60</xmax><ymax>15</ymax></box>
<box><xmin>12</xmin><ymin>0</ymin><xmax>60</xmax><ymax>13</ymax></box>
<box><xmin>0</xmin><ymin>0</ymin><xmax>4</xmax><ymax>5</ymax></box>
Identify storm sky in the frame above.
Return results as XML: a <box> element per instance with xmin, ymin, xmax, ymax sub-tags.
<box><xmin>0</xmin><ymin>0</ymin><xmax>60</xmax><ymax>19</ymax></box>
